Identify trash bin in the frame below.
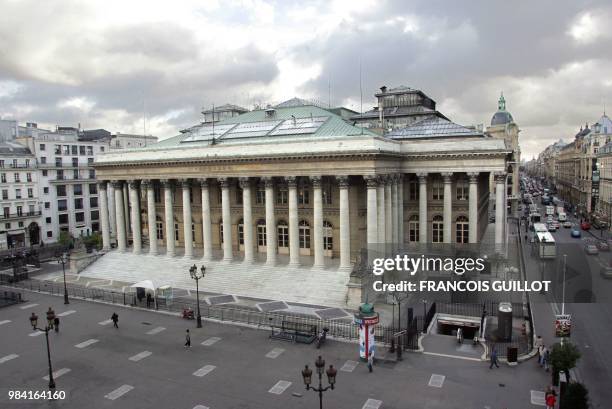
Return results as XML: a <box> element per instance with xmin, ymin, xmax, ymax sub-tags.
<box><xmin>507</xmin><ymin>346</ymin><xmax>518</xmax><ymax>364</ymax></box>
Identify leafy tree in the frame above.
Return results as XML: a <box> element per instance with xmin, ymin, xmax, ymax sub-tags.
<box><xmin>58</xmin><ymin>231</ymin><xmax>72</xmax><ymax>248</ymax></box>
<box><xmin>83</xmin><ymin>232</ymin><xmax>102</xmax><ymax>250</ymax></box>
<box><xmin>550</xmin><ymin>341</ymin><xmax>581</xmax><ymax>385</ymax></box>
<box><xmin>561</xmin><ymin>382</ymin><xmax>589</xmax><ymax>409</ymax></box>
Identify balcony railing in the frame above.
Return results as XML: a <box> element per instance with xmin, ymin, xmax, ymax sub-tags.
<box><xmin>0</xmin><ymin>211</ymin><xmax>42</xmax><ymax>220</ymax></box>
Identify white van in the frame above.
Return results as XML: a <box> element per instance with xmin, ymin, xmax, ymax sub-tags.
<box><xmin>558</xmin><ymin>212</ymin><xmax>567</xmax><ymax>222</ymax></box>
<box><xmin>545</xmin><ymin>205</ymin><xmax>555</xmax><ymax>216</ymax></box>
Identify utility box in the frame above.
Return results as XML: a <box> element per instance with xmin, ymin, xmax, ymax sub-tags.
<box><xmin>497</xmin><ymin>302</ymin><xmax>513</xmax><ymax>342</ymax></box>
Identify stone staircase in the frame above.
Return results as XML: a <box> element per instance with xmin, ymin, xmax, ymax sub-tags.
<box><xmin>79</xmin><ymin>250</ymin><xmax>351</xmax><ymax>308</ymax></box>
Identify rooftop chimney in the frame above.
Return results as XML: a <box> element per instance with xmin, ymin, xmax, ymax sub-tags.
<box><xmin>380</xmin><ymin>86</ymin><xmax>387</xmax><ymax>94</ymax></box>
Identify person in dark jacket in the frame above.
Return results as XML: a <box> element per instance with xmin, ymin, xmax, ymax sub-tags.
<box><xmin>489</xmin><ymin>347</ymin><xmax>500</xmax><ymax>369</ymax></box>
<box><xmin>53</xmin><ymin>317</ymin><xmax>60</xmax><ymax>333</ymax></box>
<box><xmin>185</xmin><ymin>329</ymin><xmax>191</xmax><ymax>348</ymax></box>
<box><xmin>46</xmin><ymin>307</ymin><xmax>55</xmax><ymax>329</ymax></box>
<box><xmin>111</xmin><ymin>312</ymin><xmax>119</xmax><ymax>328</ymax></box>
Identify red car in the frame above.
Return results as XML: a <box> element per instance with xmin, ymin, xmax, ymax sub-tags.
<box><xmin>580</xmin><ymin>221</ymin><xmax>591</xmax><ymax>230</ymax></box>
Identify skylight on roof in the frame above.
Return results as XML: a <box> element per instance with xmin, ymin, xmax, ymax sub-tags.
<box><xmin>269</xmin><ymin>116</ymin><xmax>328</xmax><ymax>136</ymax></box>
<box><xmin>223</xmin><ymin>120</ymin><xmax>282</xmax><ymax>138</ymax></box>
<box><xmin>181</xmin><ymin>123</ymin><xmax>236</xmax><ymax>143</ymax></box>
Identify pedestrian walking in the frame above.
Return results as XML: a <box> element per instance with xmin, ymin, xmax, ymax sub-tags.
<box><xmin>146</xmin><ymin>293</ymin><xmax>153</xmax><ymax>309</ymax></box>
<box><xmin>538</xmin><ymin>344</ymin><xmax>546</xmax><ymax>366</ymax></box>
<box><xmin>111</xmin><ymin>312</ymin><xmax>119</xmax><ymax>328</ymax></box>
<box><xmin>543</xmin><ymin>348</ymin><xmax>550</xmax><ymax>372</ymax></box>
<box><xmin>46</xmin><ymin>307</ymin><xmax>55</xmax><ymax>329</ymax></box>
<box><xmin>367</xmin><ymin>350</ymin><xmax>374</xmax><ymax>373</ymax></box>
<box><xmin>53</xmin><ymin>317</ymin><xmax>60</xmax><ymax>333</ymax></box>
<box><xmin>545</xmin><ymin>391</ymin><xmax>556</xmax><ymax>409</ymax></box>
<box><xmin>489</xmin><ymin>347</ymin><xmax>499</xmax><ymax>369</ymax></box>
<box><xmin>185</xmin><ymin>329</ymin><xmax>191</xmax><ymax>348</ymax></box>
<box><xmin>535</xmin><ymin>335</ymin><xmax>543</xmax><ymax>352</ymax></box>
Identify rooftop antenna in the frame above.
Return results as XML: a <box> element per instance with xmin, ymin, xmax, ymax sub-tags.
<box><xmin>211</xmin><ymin>103</ymin><xmax>216</xmax><ymax>145</ymax></box>
<box><xmin>143</xmin><ymin>97</ymin><xmax>147</xmax><ymax>147</ymax></box>
<box><xmin>359</xmin><ymin>59</ymin><xmax>364</xmax><ymax>135</ymax></box>
<box><xmin>328</xmin><ymin>76</ymin><xmax>332</xmax><ymax>109</ymax></box>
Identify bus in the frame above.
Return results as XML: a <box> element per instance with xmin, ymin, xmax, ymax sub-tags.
<box><xmin>535</xmin><ymin>231</ymin><xmax>556</xmax><ymax>259</ymax></box>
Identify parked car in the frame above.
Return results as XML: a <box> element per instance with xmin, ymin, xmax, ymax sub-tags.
<box><xmin>563</xmin><ymin>221</ymin><xmax>572</xmax><ymax>228</ymax></box>
<box><xmin>585</xmin><ymin>244</ymin><xmax>599</xmax><ymax>255</ymax></box>
<box><xmin>580</xmin><ymin>221</ymin><xmax>591</xmax><ymax>230</ymax></box>
<box><xmin>571</xmin><ymin>229</ymin><xmax>581</xmax><ymax>238</ymax></box>
<box><xmin>597</xmin><ymin>241</ymin><xmax>610</xmax><ymax>252</ymax></box>
<box><xmin>600</xmin><ymin>266</ymin><xmax>612</xmax><ymax>279</ymax></box>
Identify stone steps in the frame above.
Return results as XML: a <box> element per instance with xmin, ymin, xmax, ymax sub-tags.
<box><xmin>79</xmin><ymin>251</ymin><xmax>350</xmax><ymax>307</ymax></box>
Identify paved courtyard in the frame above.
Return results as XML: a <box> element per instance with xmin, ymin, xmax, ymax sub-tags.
<box><xmin>1</xmin><ymin>288</ymin><xmax>553</xmax><ymax>409</ymax></box>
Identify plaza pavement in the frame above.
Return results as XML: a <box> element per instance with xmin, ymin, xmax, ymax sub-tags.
<box><xmin>1</xmin><ymin>289</ymin><xmax>552</xmax><ymax>409</ymax></box>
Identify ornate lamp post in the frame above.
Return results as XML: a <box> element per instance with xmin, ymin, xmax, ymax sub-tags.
<box><xmin>55</xmin><ymin>252</ymin><xmax>69</xmax><ymax>305</ymax></box>
<box><xmin>301</xmin><ymin>355</ymin><xmax>337</xmax><ymax>409</ymax></box>
<box><xmin>189</xmin><ymin>264</ymin><xmax>206</xmax><ymax>328</ymax></box>
<box><xmin>29</xmin><ymin>313</ymin><xmax>56</xmax><ymax>391</ymax></box>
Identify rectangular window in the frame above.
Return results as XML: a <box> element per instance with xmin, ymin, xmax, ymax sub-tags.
<box><xmin>54</xmin><ymin>145</ymin><xmax>61</xmax><ymax>154</ymax></box>
<box><xmin>89</xmin><ymin>169</ymin><xmax>95</xmax><ymax>179</ymax></box>
<box><xmin>432</xmin><ymin>180</ymin><xmax>443</xmax><ymax>201</ymax></box>
<box><xmin>87</xmin><ymin>157</ymin><xmax>94</xmax><ymax>165</ymax></box>
<box><xmin>58</xmin><ymin>214</ymin><xmax>69</xmax><ymax>224</ymax></box>
<box><xmin>71</xmin><ymin>145</ymin><xmax>78</xmax><ymax>155</ymax></box>
<box><xmin>256</xmin><ymin>188</ymin><xmax>265</xmax><ymax>205</ymax></box>
<box><xmin>298</xmin><ymin>186</ymin><xmax>309</xmax><ymax>205</ymax></box>
<box><xmin>409</xmin><ymin>180</ymin><xmax>418</xmax><ymax>200</ymax></box>
<box><xmin>28</xmin><ymin>205</ymin><xmax>34</xmax><ymax>215</ymax></box>
<box><xmin>57</xmin><ymin>199</ymin><xmax>67</xmax><ymax>211</ymax></box>
<box><xmin>74</xmin><ymin>198</ymin><xmax>83</xmax><ymax>210</ymax></box>
<box><xmin>12</xmin><ymin>159</ymin><xmax>17</xmax><ymax>168</ymax></box>
<box><xmin>72</xmin><ymin>157</ymin><xmax>78</xmax><ymax>167</ymax></box>
<box><xmin>45</xmin><ymin>202</ymin><xmax>50</xmax><ymax>209</ymax></box>
<box><xmin>90</xmin><ymin>210</ymin><xmax>99</xmax><ymax>221</ymax></box>
<box><xmin>43</xmin><ymin>187</ymin><xmax>49</xmax><ymax>194</ymax></box>
<box><xmin>79</xmin><ymin>146</ymin><xmax>86</xmax><ymax>155</ymax></box>
<box><xmin>73</xmin><ymin>169</ymin><xmax>79</xmax><ymax>179</ymax></box>
<box><xmin>154</xmin><ymin>186</ymin><xmax>161</xmax><ymax>203</ymax></box>
<box><xmin>40</xmin><ymin>144</ymin><xmax>46</xmax><ymax>151</ymax></box>
<box><xmin>47</xmin><ymin>231</ymin><xmax>53</xmax><ymax>238</ymax></box>
<box><xmin>56</xmin><ymin>185</ymin><xmax>67</xmax><ymax>197</ymax></box>
<box><xmin>322</xmin><ymin>183</ymin><xmax>332</xmax><ymax>205</ymax></box>
<box><xmin>456</xmin><ymin>180</ymin><xmax>469</xmax><ymax>201</ymax></box>
<box><xmin>42</xmin><ymin>170</ymin><xmax>48</xmax><ymax>177</ymax></box>
<box><xmin>89</xmin><ymin>184</ymin><xmax>97</xmax><ymax>194</ymax></box>
<box><xmin>57</xmin><ymin>169</ymin><xmax>64</xmax><ymax>180</ymax></box>
<box><xmin>3</xmin><ymin>207</ymin><xmax>9</xmax><ymax>218</ymax></box>
<box><xmin>75</xmin><ymin>212</ymin><xmax>85</xmax><ymax>223</ymax></box>
<box><xmin>74</xmin><ymin>184</ymin><xmax>82</xmax><ymax>196</ymax></box>
<box><xmin>13</xmin><ymin>173</ymin><xmax>19</xmax><ymax>182</ymax></box>
<box><xmin>40</xmin><ymin>157</ymin><xmax>46</xmax><ymax>164</ymax></box>
<box><xmin>276</xmin><ymin>188</ymin><xmax>288</xmax><ymax>205</ymax></box>
<box><xmin>15</xmin><ymin>189</ymin><xmax>21</xmax><ymax>199</ymax></box>
<box><xmin>25</xmin><ymin>159</ymin><xmax>30</xmax><ymax>168</ymax></box>
<box><xmin>27</xmin><ymin>188</ymin><xmax>33</xmax><ymax>198</ymax></box>
<box><xmin>90</xmin><ymin>197</ymin><xmax>98</xmax><ymax>208</ymax></box>
<box><xmin>1</xmin><ymin>190</ymin><xmax>7</xmax><ymax>200</ymax></box>
<box><xmin>27</xmin><ymin>173</ymin><xmax>32</xmax><ymax>182</ymax></box>
<box><xmin>5</xmin><ymin>222</ymin><xmax>10</xmax><ymax>229</ymax></box>
<box><xmin>235</xmin><ymin>187</ymin><xmax>243</xmax><ymax>205</ymax></box>
<box><xmin>0</xmin><ymin>173</ymin><xmax>5</xmax><ymax>183</ymax></box>
<box><xmin>86</xmin><ymin>146</ymin><xmax>93</xmax><ymax>155</ymax></box>
<box><xmin>16</xmin><ymin>206</ymin><xmax>22</xmax><ymax>216</ymax></box>
<box><xmin>0</xmin><ymin>160</ymin><xmax>3</xmax><ymax>168</ymax></box>
<box><xmin>46</xmin><ymin>217</ymin><xmax>52</xmax><ymax>224</ymax></box>
<box><xmin>55</xmin><ymin>157</ymin><xmax>62</xmax><ymax>167</ymax></box>
<box><xmin>18</xmin><ymin>221</ymin><xmax>23</xmax><ymax>227</ymax></box>
<box><xmin>63</xmin><ymin>145</ymin><xmax>70</xmax><ymax>155</ymax></box>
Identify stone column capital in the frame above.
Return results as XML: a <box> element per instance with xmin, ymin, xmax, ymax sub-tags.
<box><xmin>417</xmin><ymin>173</ymin><xmax>428</xmax><ymax>183</ymax></box>
<box><xmin>467</xmin><ymin>172</ymin><xmax>479</xmax><ymax>183</ymax></box>
<box><xmin>285</xmin><ymin>176</ymin><xmax>298</xmax><ymax>188</ymax></box>
<box><xmin>111</xmin><ymin>180</ymin><xmax>123</xmax><ymax>189</ymax></box>
<box><xmin>141</xmin><ymin>179</ymin><xmax>153</xmax><ymax>189</ymax></box>
<box><xmin>199</xmin><ymin>178</ymin><xmax>209</xmax><ymax>188</ymax></box>
<box><xmin>364</xmin><ymin>175</ymin><xmax>378</xmax><ymax>188</ymax></box>
<box><xmin>309</xmin><ymin>175</ymin><xmax>322</xmax><ymax>187</ymax></box>
<box><xmin>441</xmin><ymin>172</ymin><xmax>453</xmax><ymax>183</ymax></box>
<box><xmin>262</xmin><ymin>176</ymin><xmax>275</xmax><ymax>188</ymax></box>
<box><xmin>238</xmin><ymin>177</ymin><xmax>251</xmax><ymax>189</ymax></box>
<box><xmin>160</xmin><ymin>179</ymin><xmax>173</xmax><ymax>189</ymax></box>
<box><xmin>377</xmin><ymin>174</ymin><xmax>389</xmax><ymax>185</ymax></box>
<box><xmin>218</xmin><ymin>177</ymin><xmax>231</xmax><ymax>188</ymax></box>
<box><xmin>494</xmin><ymin>172</ymin><xmax>507</xmax><ymax>183</ymax></box>
<box><xmin>128</xmin><ymin>180</ymin><xmax>140</xmax><ymax>189</ymax></box>
<box><xmin>336</xmin><ymin>175</ymin><xmax>350</xmax><ymax>188</ymax></box>
<box><xmin>181</xmin><ymin>179</ymin><xmax>191</xmax><ymax>189</ymax></box>
<box><xmin>98</xmin><ymin>181</ymin><xmax>108</xmax><ymax>190</ymax></box>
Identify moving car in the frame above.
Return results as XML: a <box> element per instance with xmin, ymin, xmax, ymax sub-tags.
<box><xmin>580</xmin><ymin>221</ymin><xmax>591</xmax><ymax>230</ymax></box>
<box><xmin>601</xmin><ymin>266</ymin><xmax>612</xmax><ymax>279</ymax></box>
<box><xmin>562</xmin><ymin>221</ymin><xmax>572</xmax><ymax>228</ymax></box>
<box><xmin>597</xmin><ymin>241</ymin><xmax>610</xmax><ymax>252</ymax></box>
<box><xmin>547</xmin><ymin>223</ymin><xmax>557</xmax><ymax>232</ymax></box>
<box><xmin>571</xmin><ymin>229</ymin><xmax>581</xmax><ymax>238</ymax></box>
<box><xmin>584</xmin><ymin>244</ymin><xmax>599</xmax><ymax>255</ymax></box>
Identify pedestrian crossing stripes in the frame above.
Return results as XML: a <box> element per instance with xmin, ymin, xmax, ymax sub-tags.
<box><xmin>362</xmin><ymin>399</ymin><xmax>383</xmax><ymax>409</ymax></box>
<box><xmin>193</xmin><ymin>365</ymin><xmax>216</xmax><ymax>377</ymax></box>
<box><xmin>428</xmin><ymin>374</ymin><xmax>445</xmax><ymax>388</ymax></box>
<box><xmin>43</xmin><ymin>368</ymin><xmax>71</xmax><ymax>380</ymax></box>
<box><xmin>530</xmin><ymin>390</ymin><xmax>546</xmax><ymax>406</ymax></box>
<box><xmin>28</xmin><ymin>331</ymin><xmax>44</xmax><ymax>337</ymax></box>
<box><xmin>57</xmin><ymin>310</ymin><xmax>76</xmax><ymax>317</ymax></box>
<box><xmin>129</xmin><ymin>351</ymin><xmax>152</xmax><ymax>362</ymax></box>
<box><xmin>201</xmin><ymin>337</ymin><xmax>221</xmax><ymax>346</ymax></box>
<box><xmin>0</xmin><ymin>320</ymin><xmax>11</xmax><ymax>325</ymax></box>
<box><xmin>104</xmin><ymin>385</ymin><xmax>134</xmax><ymax>400</ymax></box>
<box><xmin>268</xmin><ymin>380</ymin><xmax>291</xmax><ymax>395</ymax></box>
<box><xmin>265</xmin><ymin>348</ymin><xmax>285</xmax><ymax>359</ymax></box>
<box><xmin>75</xmin><ymin>339</ymin><xmax>99</xmax><ymax>349</ymax></box>
<box><xmin>193</xmin><ymin>406</ymin><xmax>210</xmax><ymax>409</ymax></box>
<box><xmin>340</xmin><ymin>360</ymin><xmax>359</xmax><ymax>372</ymax></box>
<box><xmin>98</xmin><ymin>319</ymin><xmax>112</xmax><ymax>326</ymax></box>
<box><xmin>0</xmin><ymin>354</ymin><xmax>18</xmax><ymax>364</ymax></box>
<box><xmin>146</xmin><ymin>326</ymin><xmax>166</xmax><ymax>335</ymax></box>
<box><xmin>20</xmin><ymin>303</ymin><xmax>39</xmax><ymax>310</ymax></box>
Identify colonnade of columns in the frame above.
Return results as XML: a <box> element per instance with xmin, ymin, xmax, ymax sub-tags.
<box><xmin>97</xmin><ymin>171</ymin><xmax>506</xmax><ymax>270</ymax></box>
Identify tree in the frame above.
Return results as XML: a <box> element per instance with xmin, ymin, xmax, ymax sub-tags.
<box><xmin>561</xmin><ymin>382</ymin><xmax>589</xmax><ymax>409</ymax></box>
<box><xmin>58</xmin><ymin>231</ymin><xmax>72</xmax><ymax>248</ymax></box>
<box><xmin>83</xmin><ymin>232</ymin><xmax>102</xmax><ymax>250</ymax></box>
<box><xmin>550</xmin><ymin>341</ymin><xmax>581</xmax><ymax>385</ymax></box>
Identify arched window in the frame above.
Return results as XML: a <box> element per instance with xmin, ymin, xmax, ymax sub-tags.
<box><xmin>299</xmin><ymin>220</ymin><xmax>310</xmax><ymax>249</ymax></box>
<box><xmin>408</xmin><ymin>215</ymin><xmax>419</xmax><ymax>242</ymax></box>
<box><xmin>456</xmin><ymin>216</ymin><xmax>469</xmax><ymax>244</ymax></box>
<box><xmin>432</xmin><ymin>215</ymin><xmax>443</xmax><ymax>243</ymax></box>
<box><xmin>155</xmin><ymin>216</ymin><xmax>163</xmax><ymax>240</ymax></box>
<box><xmin>277</xmin><ymin>220</ymin><xmax>289</xmax><ymax>248</ymax></box>
<box><xmin>323</xmin><ymin>221</ymin><xmax>333</xmax><ymax>250</ymax></box>
<box><xmin>257</xmin><ymin>219</ymin><xmax>266</xmax><ymax>247</ymax></box>
<box><xmin>237</xmin><ymin>218</ymin><xmax>244</xmax><ymax>246</ymax></box>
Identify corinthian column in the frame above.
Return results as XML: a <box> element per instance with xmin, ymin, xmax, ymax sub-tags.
<box><xmin>286</xmin><ymin>176</ymin><xmax>299</xmax><ymax>266</ymax></box>
<box><xmin>182</xmin><ymin>180</ymin><xmax>193</xmax><ymax>258</ymax></box>
<box><xmin>442</xmin><ymin>172</ymin><xmax>453</xmax><ymax>244</ymax></box>
<box><xmin>219</xmin><ymin>177</ymin><xmax>233</xmax><ymax>262</ymax></box>
<box><xmin>200</xmin><ymin>179</ymin><xmax>212</xmax><ymax>261</ymax></box>
<box><xmin>376</xmin><ymin>176</ymin><xmax>386</xmax><ymax>243</ymax></box>
<box><xmin>129</xmin><ymin>180</ymin><xmax>142</xmax><ymax>253</ymax></box>
<box><xmin>364</xmin><ymin>175</ymin><xmax>378</xmax><ymax>245</ymax></box>
<box><xmin>99</xmin><ymin>181</ymin><xmax>111</xmax><ymax>250</ymax></box>
<box><xmin>418</xmin><ymin>173</ymin><xmax>428</xmax><ymax>243</ymax></box>
<box><xmin>467</xmin><ymin>172</ymin><xmax>479</xmax><ymax>244</ymax></box>
<box><xmin>385</xmin><ymin>176</ymin><xmax>392</xmax><ymax>244</ymax></box>
<box><xmin>398</xmin><ymin>174</ymin><xmax>404</xmax><ymax>245</ymax></box>
<box><xmin>264</xmin><ymin>177</ymin><xmax>277</xmax><ymax>265</ymax></box>
<box><xmin>311</xmin><ymin>176</ymin><xmax>324</xmax><ymax>268</ymax></box>
<box><xmin>239</xmin><ymin>177</ymin><xmax>254</xmax><ymax>264</ymax></box>
<box><xmin>391</xmin><ymin>175</ymin><xmax>399</xmax><ymax>244</ymax></box>
<box><xmin>142</xmin><ymin>180</ymin><xmax>157</xmax><ymax>255</ymax></box>
<box><xmin>112</xmin><ymin>181</ymin><xmax>126</xmax><ymax>252</ymax></box>
<box><xmin>162</xmin><ymin>179</ymin><xmax>175</xmax><ymax>257</ymax></box>
<box><xmin>338</xmin><ymin>176</ymin><xmax>351</xmax><ymax>270</ymax></box>
<box><xmin>495</xmin><ymin>172</ymin><xmax>506</xmax><ymax>247</ymax></box>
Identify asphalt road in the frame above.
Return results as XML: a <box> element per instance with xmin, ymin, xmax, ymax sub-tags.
<box><xmin>1</xmin><ymin>289</ymin><xmax>551</xmax><ymax>409</ymax></box>
<box><xmin>523</xmin><ymin>201</ymin><xmax>612</xmax><ymax>408</ymax></box>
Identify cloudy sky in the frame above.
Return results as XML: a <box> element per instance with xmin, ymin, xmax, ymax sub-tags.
<box><xmin>1</xmin><ymin>0</ymin><xmax>611</xmax><ymax>158</ymax></box>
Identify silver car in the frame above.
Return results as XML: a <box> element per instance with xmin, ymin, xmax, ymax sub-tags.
<box><xmin>584</xmin><ymin>244</ymin><xmax>599</xmax><ymax>255</ymax></box>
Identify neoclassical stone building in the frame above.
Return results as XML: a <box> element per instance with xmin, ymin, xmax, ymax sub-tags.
<box><xmin>93</xmin><ymin>101</ymin><xmax>511</xmax><ymax>277</ymax></box>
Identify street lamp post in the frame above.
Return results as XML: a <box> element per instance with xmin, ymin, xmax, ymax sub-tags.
<box><xmin>189</xmin><ymin>264</ymin><xmax>206</xmax><ymax>328</ymax></box>
<box><xmin>29</xmin><ymin>313</ymin><xmax>56</xmax><ymax>391</ymax></box>
<box><xmin>55</xmin><ymin>252</ymin><xmax>69</xmax><ymax>305</ymax></box>
<box><xmin>301</xmin><ymin>355</ymin><xmax>337</xmax><ymax>409</ymax></box>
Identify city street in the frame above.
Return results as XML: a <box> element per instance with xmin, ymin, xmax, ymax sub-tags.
<box><xmin>1</xmin><ymin>289</ymin><xmax>551</xmax><ymax>409</ymax></box>
<box><xmin>523</xmin><ymin>200</ymin><xmax>612</xmax><ymax>408</ymax></box>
